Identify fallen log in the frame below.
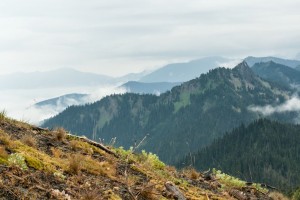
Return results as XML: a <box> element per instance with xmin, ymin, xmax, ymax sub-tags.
<box><xmin>68</xmin><ymin>134</ymin><xmax>119</xmax><ymax>158</ymax></box>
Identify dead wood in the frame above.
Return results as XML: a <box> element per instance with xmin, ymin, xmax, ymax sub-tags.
<box><xmin>68</xmin><ymin>134</ymin><xmax>119</xmax><ymax>158</ymax></box>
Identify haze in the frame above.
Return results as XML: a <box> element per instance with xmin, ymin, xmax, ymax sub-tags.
<box><xmin>0</xmin><ymin>0</ymin><xmax>299</xmax><ymax>76</ymax></box>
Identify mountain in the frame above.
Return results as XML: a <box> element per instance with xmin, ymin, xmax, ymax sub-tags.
<box><xmin>0</xmin><ymin>68</ymin><xmax>114</xmax><ymax>89</ymax></box>
<box><xmin>180</xmin><ymin>119</ymin><xmax>300</xmax><ymax>192</ymax></box>
<box><xmin>245</xmin><ymin>56</ymin><xmax>300</xmax><ymax>68</ymax></box>
<box><xmin>119</xmin><ymin>81</ymin><xmax>181</xmax><ymax>95</ymax></box>
<box><xmin>0</xmin><ymin>112</ymin><xmax>282</xmax><ymax>199</ymax></box>
<box><xmin>42</xmin><ymin>62</ymin><xmax>294</xmax><ymax>165</ymax></box>
<box><xmin>251</xmin><ymin>61</ymin><xmax>300</xmax><ymax>88</ymax></box>
<box><xmin>139</xmin><ymin>56</ymin><xmax>237</xmax><ymax>82</ymax></box>
<box><xmin>34</xmin><ymin>93</ymin><xmax>89</xmax><ymax>111</ymax></box>
<box><xmin>116</xmin><ymin>71</ymin><xmax>151</xmax><ymax>82</ymax></box>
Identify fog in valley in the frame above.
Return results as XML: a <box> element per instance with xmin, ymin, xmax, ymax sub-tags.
<box><xmin>1</xmin><ymin>85</ymin><xmax>126</xmax><ymax>125</ymax></box>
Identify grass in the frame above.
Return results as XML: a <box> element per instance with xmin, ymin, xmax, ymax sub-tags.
<box><xmin>21</xmin><ymin>135</ymin><xmax>37</xmax><ymax>147</ymax></box>
<box><xmin>0</xmin><ymin>146</ymin><xmax>8</xmax><ymax>158</ymax></box>
<box><xmin>67</xmin><ymin>154</ymin><xmax>83</xmax><ymax>175</ymax></box>
<box><xmin>51</xmin><ymin>147</ymin><xmax>63</xmax><ymax>158</ymax></box>
<box><xmin>0</xmin><ymin>110</ymin><xmax>7</xmax><ymax>121</ymax></box>
<box><xmin>54</xmin><ymin>127</ymin><xmax>67</xmax><ymax>141</ymax></box>
<box><xmin>181</xmin><ymin>167</ymin><xmax>200</xmax><ymax>180</ymax></box>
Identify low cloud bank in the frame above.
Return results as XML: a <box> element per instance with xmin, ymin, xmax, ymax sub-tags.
<box><xmin>0</xmin><ymin>85</ymin><xmax>127</xmax><ymax>125</ymax></box>
<box><xmin>216</xmin><ymin>59</ymin><xmax>243</xmax><ymax>69</ymax></box>
<box><xmin>248</xmin><ymin>96</ymin><xmax>300</xmax><ymax>119</ymax></box>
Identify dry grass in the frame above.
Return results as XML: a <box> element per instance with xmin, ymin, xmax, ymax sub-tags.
<box><xmin>182</xmin><ymin>167</ymin><xmax>200</xmax><ymax>180</ymax></box>
<box><xmin>268</xmin><ymin>192</ymin><xmax>290</xmax><ymax>200</ymax></box>
<box><xmin>54</xmin><ymin>127</ymin><xmax>67</xmax><ymax>141</ymax></box>
<box><xmin>0</xmin><ymin>130</ymin><xmax>14</xmax><ymax>148</ymax></box>
<box><xmin>51</xmin><ymin>147</ymin><xmax>63</xmax><ymax>158</ymax></box>
<box><xmin>68</xmin><ymin>154</ymin><xmax>83</xmax><ymax>175</ymax></box>
<box><xmin>69</xmin><ymin>140</ymin><xmax>94</xmax><ymax>155</ymax></box>
<box><xmin>138</xmin><ymin>183</ymin><xmax>157</xmax><ymax>199</ymax></box>
<box><xmin>21</xmin><ymin>135</ymin><xmax>37</xmax><ymax>147</ymax></box>
<box><xmin>0</xmin><ymin>146</ymin><xmax>8</xmax><ymax>158</ymax></box>
<box><xmin>70</xmin><ymin>140</ymin><xmax>78</xmax><ymax>150</ymax></box>
<box><xmin>80</xmin><ymin>190</ymin><xmax>102</xmax><ymax>200</ymax></box>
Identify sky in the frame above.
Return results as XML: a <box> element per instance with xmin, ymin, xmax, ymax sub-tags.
<box><xmin>0</xmin><ymin>0</ymin><xmax>300</xmax><ymax>76</ymax></box>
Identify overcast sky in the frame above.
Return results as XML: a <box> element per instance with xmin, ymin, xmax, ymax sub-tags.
<box><xmin>0</xmin><ymin>0</ymin><xmax>299</xmax><ymax>76</ymax></box>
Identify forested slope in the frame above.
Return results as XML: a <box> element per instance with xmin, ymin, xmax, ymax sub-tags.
<box><xmin>180</xmin><ymin>119</ymin><xmax>300</xmax><ymax>192</ymax></box>
<box><xmin>43</xmin><ymin>62</ymin><xmax>294</xmax><ymax>164</ymax></box>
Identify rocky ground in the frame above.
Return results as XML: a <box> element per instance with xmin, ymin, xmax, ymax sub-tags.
<box><xmin>0</xmin><ymin>114</ymin><xmax>286</xmax><ymax>199</ymax></box>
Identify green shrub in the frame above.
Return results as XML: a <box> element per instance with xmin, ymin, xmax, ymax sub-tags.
<box><xmin>8</xmin><ymin>153</ymin><xmax>28</xmax><ymax>170</ymax></box>
<box><xmin>293</xmin><ymin>188</ymin><xmax>300</xmax><ymax>200</ymax></box>
<box><xmin>213</xmin><ymin>168</ymin><xmax>246</xmax><ymax>188</ymax></box>
<box><xmin>141</xmin><ymin>150</ymin><xmax>165</xmax><ymax>170</ymax></box>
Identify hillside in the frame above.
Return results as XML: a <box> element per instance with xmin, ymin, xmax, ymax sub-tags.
<box><xmin>0</xmin><ymin>113</ymin><xmax>278</xmax><ymax>199</ymax></box>
<box><xmin>180</xmin><ymin>119</ymin><xmax>300</xmax><ymax>192</ymax></box>
<box><xmin>139</xmin><ymin>56</ymin><xmax>234</xmax><ymax>82</ymax></box>
<box><xmin>251</xmin><ymin>61</ymin><xmax>300</xmax><ymax>88</ymax></box>
<box><xmin>119</xmin><ymin>81</ymin><xmax>181</xmax><ymax>95</ymax></box>
<box><xmin>43</xmin><ymin>62</ymin><xmax>295</xmax><ymax>165</ymax></box>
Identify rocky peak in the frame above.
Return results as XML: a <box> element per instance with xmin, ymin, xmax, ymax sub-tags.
<box><xmin>233</xmin><ymin>61</ymin><xmax>256</xmax><ymax>82</ymax></box>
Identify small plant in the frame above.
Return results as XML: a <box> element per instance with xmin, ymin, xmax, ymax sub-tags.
<box><xmin>21</xmin><ymin>135</ymin><xmax>37</xmax><ymax>147</ymax></box>
<box><xmin>0</xmin><ymin>110</ymin><xmax>7</xmax><ymax>121</ymax></box>
<box><xmin>68</xmin><ymin>154</ymin><xmax>83</xmax><ymax>175</ymax></box>
<box><xmin>54</xmin><ymin>171</ymin><xmax>66</xmax><ymax>180</ymax></box>
<box><xmin>54</xmin><ymin>127</ymin><xmax>67</xmax><ymax>141</ymax></box>
<box><xmin>213</xmin><ymin>169</ymin><xmax>246</xmax><ymax>188</ymax></box>
<box><xmin>292</xmin><ymin>188</ymin><xmax>300</xmax><ymax>200</ymax></box>
<box><xmin>141</xmin><ymin>150</ymin><xmax>165</xmax><ymax>170</ymax></box>
<box><xmin>8</xmin><ymin>153</ymin><xmax>28</xmax><ymax>170</ymax></box>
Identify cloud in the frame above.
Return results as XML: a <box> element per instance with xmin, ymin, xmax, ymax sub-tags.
<box><xmin>216</xmin><ymin>59</ymin><xmax>243</xmax><ymax>68</ymax></box>
<box><xmin>0</xmin><ymin>84</ymin><xmax>127</xmax><ymax>125</ymax></box>
<box><xmin>248</xmin><ymin>96</ymin><xmax>300</xmax><ymax>116</ymax></box>
<box><xmin>0</xmin><ymin>0</ymin><xmax>300</xmax><ymax>76</ymax></box>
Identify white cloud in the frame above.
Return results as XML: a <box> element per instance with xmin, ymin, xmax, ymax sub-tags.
<box><xmin>0</xmin><ymin>0</ymin><xmax>299</xmax><ymax>76</ymax></box>
<box><xmin>248</xmin><ymin>96</ymin><xmax>300</xmax><ymax>116</ymax></box>
<box><xmin>0</xmin><ymin>84</ymin><xmax>127</xmax><ymax>125</ymax></box>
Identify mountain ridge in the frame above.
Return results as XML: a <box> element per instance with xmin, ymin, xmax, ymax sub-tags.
<box><xmin>43</xmin><ymin>62</ymin><xmax>294</xmax><ymax>165</ymax></box>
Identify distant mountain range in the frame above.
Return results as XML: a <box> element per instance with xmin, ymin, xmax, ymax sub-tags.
<box><xmin>119</xmin><ymin>81</ymin><xmax>181</xmax><ymax>95</ymax></box>
<box><xmin>139</xmin><ymin>56</ymin><xmax>238</xmax><ymax>82</ymax></box>
<box><xmin>180</xmin><ymin>119</ymin><xmax>300</xmax><ymax>192</ymax></box>
<box><xmin>245</xmin><ymin>56</ymin><xmax>300</xmax><ymax>68</ymax></box>
<box><xmin>42</xmin><ymin>62</ymin><xmax>295</xmax><ymax>164</ymax></box>
<box><xmin>0</xmin><ymin>68</ymin><xmax>151</xmax><ymax>90</ymax></box>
